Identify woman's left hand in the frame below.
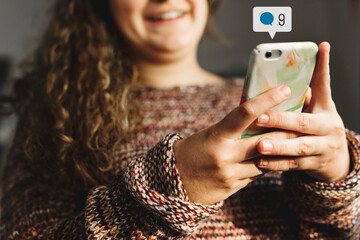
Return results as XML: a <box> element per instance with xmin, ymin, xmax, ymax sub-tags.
<box><xmin>255</xmin><ymin>42</ymin><xmax>350</xmax><ymax>183</ymax></box>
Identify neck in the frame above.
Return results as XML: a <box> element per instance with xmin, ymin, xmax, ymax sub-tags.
<box><xmin>134</xmin><ymin>50</ymin><xmax>223</xmax><ymax>88</ymax></box>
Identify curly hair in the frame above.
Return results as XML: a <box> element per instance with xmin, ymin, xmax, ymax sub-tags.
<box><xmin>8</xmin><ymin>0</ymin><xmax>222</xmax><ymax>186</ymax></box>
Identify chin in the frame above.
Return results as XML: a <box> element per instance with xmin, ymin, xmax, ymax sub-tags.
<box><xmin>149</xmin><ymin>35</ymin><xmax>198</xmax><ymax>52</ymax></box>
<box><xmin>140</xmin><ymin>43</ymin><xmax>195</xmax><ymax>63</ymax></box>
<box><xmin>152</xmin><ymin>43</ymin><xmax>188</xmax><ymax>53</ymax></box>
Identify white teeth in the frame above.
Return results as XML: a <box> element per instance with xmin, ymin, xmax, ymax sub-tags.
<box><xmin>151</xmin><ymin>11</ymin><xmax>184</xmax><ymax>21</ymax></box>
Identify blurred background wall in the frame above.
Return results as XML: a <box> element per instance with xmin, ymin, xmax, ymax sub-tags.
<box><xmin>0</xmin><ymin>0</ymin><xmax>359</xmax><ymax>164</ymax></box>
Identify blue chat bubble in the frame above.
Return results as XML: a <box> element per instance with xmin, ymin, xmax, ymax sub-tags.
<box><xmin>260</xmin><ymin>12</ymin><xmax>274</xmax><ymax>26</ymax></box>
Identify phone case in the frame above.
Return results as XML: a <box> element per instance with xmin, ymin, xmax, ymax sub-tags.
<box><xmin>241</xmin><ymin>42</ymin><xmax>318</xmax><ymax>138</ymax></box>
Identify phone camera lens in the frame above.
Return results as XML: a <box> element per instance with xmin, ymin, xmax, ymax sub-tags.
<box><xmin>265</xmin><ymin>51</ymin><xmax>272</xmax><ymax>58</ymax></box>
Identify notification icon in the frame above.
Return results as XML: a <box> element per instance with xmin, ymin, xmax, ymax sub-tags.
<box><xmin>253</xmin><ymin>7</ymin><xmax>292</xmax><ymax>39</ymax></box>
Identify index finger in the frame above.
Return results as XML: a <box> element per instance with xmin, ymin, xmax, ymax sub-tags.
<box><xmin>214</xmin><ymin>85</ymin><xmax>291</xmax><ymax>139</ymax></box>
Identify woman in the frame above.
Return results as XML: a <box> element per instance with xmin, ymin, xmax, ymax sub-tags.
<box><xmin>1</xmin><ymin>0</ymin><xmax>359</xmax><ymax>239</ymax></box>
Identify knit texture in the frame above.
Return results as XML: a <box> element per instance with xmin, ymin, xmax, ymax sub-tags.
<box><xmin>1</xmin><ymin>78</ymin><xmax>360</xmax><ymax>239</ymax></box>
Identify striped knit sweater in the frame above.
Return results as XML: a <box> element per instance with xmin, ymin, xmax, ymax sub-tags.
<box><xmin>1</xmin><ymin>78</ymin><xmax>360</xmax><ymax>239</ymax></box>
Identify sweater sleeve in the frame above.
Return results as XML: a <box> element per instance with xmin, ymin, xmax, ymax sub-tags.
<box><xmin>282</xmin><ymin>128</ymin><xmax>360</xmax><ymax>239</ymax></box>
<box><xmin>1</xmin><ymin>133</ymin><xmax>222</xmax><ymax>239</ymax></box>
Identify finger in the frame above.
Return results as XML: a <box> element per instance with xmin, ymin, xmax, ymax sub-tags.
<box><xmin>215</xmin><ymin>161</ymin><xmax>264</xmax><ymax>191</ymax></box>
<box><xmin>235</xmin><ymin>161</ymin><xmax>265</xmax><ymax>179</ymax></box>
<box><xmin>257</xmin><ymin>136</ymin><xmax>325</xmax><ymax>156</ymax></box>
<box><xmin>256</xmin><ymin>155</ymin><xmax>320</xmax><ymax>171</ymax></box>
<box><xmin>236</xmin><ymin>130</ymin><xmax>303</xmax><ymax>161</ymax></box>
<box><xmin>255</xmin><ymin>111</ymin><xmax>327</xmax><ymax>135</ymax></box>
<box><xmin>234</xmin><ymin>178</ymin><xmax>255</xmax><ymax>192</ymax></box>
<box><xmin>214</xmin><ymin>85</ymin><xmax>291</xmax><ymax>139</ymax></box>
<box><xmin>309</xmin><ymin>42</ymin><xmax>333</xmax><ymax>111</ymax></box>
<box><xmin>249</xmin><ymin>172</ymin><xmax>267</xmax><ymax>182</ymax></box>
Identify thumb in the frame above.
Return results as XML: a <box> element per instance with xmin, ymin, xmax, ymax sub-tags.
<box><xmin>309</xmin><ymin>42</ymin><xmax>334</xmax><ymax>111</ymax></box>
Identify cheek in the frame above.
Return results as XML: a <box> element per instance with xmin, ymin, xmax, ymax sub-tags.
<box><xmin>110</xmin><ymin>0</ymin><xmax>144</xmax><ymax>39</ymax></box>
<box><xmin>190</xmin><ymin>0</ymin><xmax>209</xmax><ymax>37</ymax></box>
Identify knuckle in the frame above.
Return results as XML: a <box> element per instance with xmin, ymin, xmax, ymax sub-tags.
<box><xmin>298</xmin><ymin>140</ymin><xmax>311</xmax><ymax>155</ymax></box>
<box><xmin>275</xmin><ymin>112</ymin><xmax>285</xmax><ymax>126</ymax></box>
<box><xmin>268</xmin><ymin>111</ymin><xmax>281</xmax><ymax>126</ymax></box>
<box><xmin>277</xmin><ymin>142</ymin><xmax>286</xmax><ymax>154</ymax></box>
<box><xmin>241</xmin><ymin>102</ymin><xmax>256</xmax><ymax>117</ymax></box>
<box><xmin>281</xmin><ymin>161</ymin><xmax>292</xmax><ymax>171</ymax></box>
<box><xmin>208</xmin><ymin>151</ymin><xmax>222</xmax><ymax>167</ymax></box>
<box><xmin>328</xmin><ymin>141</ymin><xmax>339</xmax><ymax>151</ymax></box>
<box><xmin>268</xmin><ymin>93</ymin><xmax>279</xmax><ymax>105</ymax></box>
<box><xmin>298</xmin><ymin>114</ymin><xmax>310</xmax><ymax>132</ymax></box>
<box><xmin>217</xmin><ymin>168</ymin><xmax>235</xmax><ymax>189</ymax></box>
<box><xmin>271</xmin><ymin>161</ymin><xmax>283</xmax><ymax>171</ymax></box>
<box><xmin>333</xmin><ymin>125</ymin><xmax>345</xmax><ymax>137</ymax></box>
<box><xmin>318</xmin><ymin>159</ymin><xmax>328</xmax><ymax>169</ymax></box>
<box><xmin>264</xmin><ymin>159</ymin><xmax>277</xmax><ymax>171</ymax></box>
<box><xmin>289</xmin><ymin>159</ymin><xmax>299</xmax><ymax>169</ymax></box>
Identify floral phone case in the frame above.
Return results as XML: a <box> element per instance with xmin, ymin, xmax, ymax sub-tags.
<box><xmin>241</xmin><ymin>42</ymin><xmax>318</xmax><ymax>138</ymax></box>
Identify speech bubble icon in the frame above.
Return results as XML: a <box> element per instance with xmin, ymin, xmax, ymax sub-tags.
<box><xmin>253</xmin><ymin>7</ymin><xmax>292</xmax><ymax>39</ymax></box>
<box><xmin>268</xmin><ymin>29</ymin><xmax>277</xmax><ymax>39</ymax></box>
<box><xmin>260</xmin><ymin>12</ymin><xmax>274</xmax><ymax>26</ymax></box>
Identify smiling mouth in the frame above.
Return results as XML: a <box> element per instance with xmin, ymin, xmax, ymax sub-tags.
<box><xmin>147</xmin><ymin>11</ymin><xmax>187</xmax><ymax>22</ymax></box>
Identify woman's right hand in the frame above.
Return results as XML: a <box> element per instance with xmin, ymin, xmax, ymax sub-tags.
<box><xmin>174</xmin><ymin>84</ymin><xmax>300</xmax><ymax>205</ymax></box>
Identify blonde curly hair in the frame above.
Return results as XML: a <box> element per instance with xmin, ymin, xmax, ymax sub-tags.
<box><xmin>10</xmin><ymin>0</ymin><xmax>222</xmax><ymax>186</ymax></box>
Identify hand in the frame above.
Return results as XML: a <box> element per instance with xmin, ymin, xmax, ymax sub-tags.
<box><xmin>174</xmin><ymin>84</ymin><xmax>301</xmax><ymax>205</ymax></box>
<box><xmin>254</xmin><ymin>42</ymin><xmax>350</xmax><ymax>183</ymax></box>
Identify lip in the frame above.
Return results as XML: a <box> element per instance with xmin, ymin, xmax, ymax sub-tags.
<box><xmin>145</xmin><ymin>10</ymin><xmax>190</xmax><ymax>24</ymax></box>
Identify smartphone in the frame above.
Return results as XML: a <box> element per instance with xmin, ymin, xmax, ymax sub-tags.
<box><xmin>241</xmin><ymin>42</ymin><xmax>318</xmax><ymax>138</ymax></box>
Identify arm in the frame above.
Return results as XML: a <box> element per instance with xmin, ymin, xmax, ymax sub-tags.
<box><xmin>1</xmin><ymin>132</ymin><xmax>220</xmax><ymax>239</ymax></box>
<box><xmin>282</xmin><ymin>129</ymin><xmax>360</xmax><ymax>239</ymax></box>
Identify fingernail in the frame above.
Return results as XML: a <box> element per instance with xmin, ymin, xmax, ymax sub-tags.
<box><xmin>258</xmin><ymin>159</ymin><xmax>268</xmax><ymax>167</ymax></box>
<box><xmin>257</xmin><ymin>114</ymin><xmax>269</xmax><ymax>124</ymax></box>
<box><xmin>280</xmin><ymin>85</ymin><xmax>291</xmax><ymax>97</ymax></box>
<box><xmin>261</xmin><ymin>141</ymin><xmax>273</xmax><ymax>153</ymax></box>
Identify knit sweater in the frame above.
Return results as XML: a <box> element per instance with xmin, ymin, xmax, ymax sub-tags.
<box><xmin>1</xmin><ymin>78</ymin><xmax>360</xmax><ymax>239</ymax></box>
